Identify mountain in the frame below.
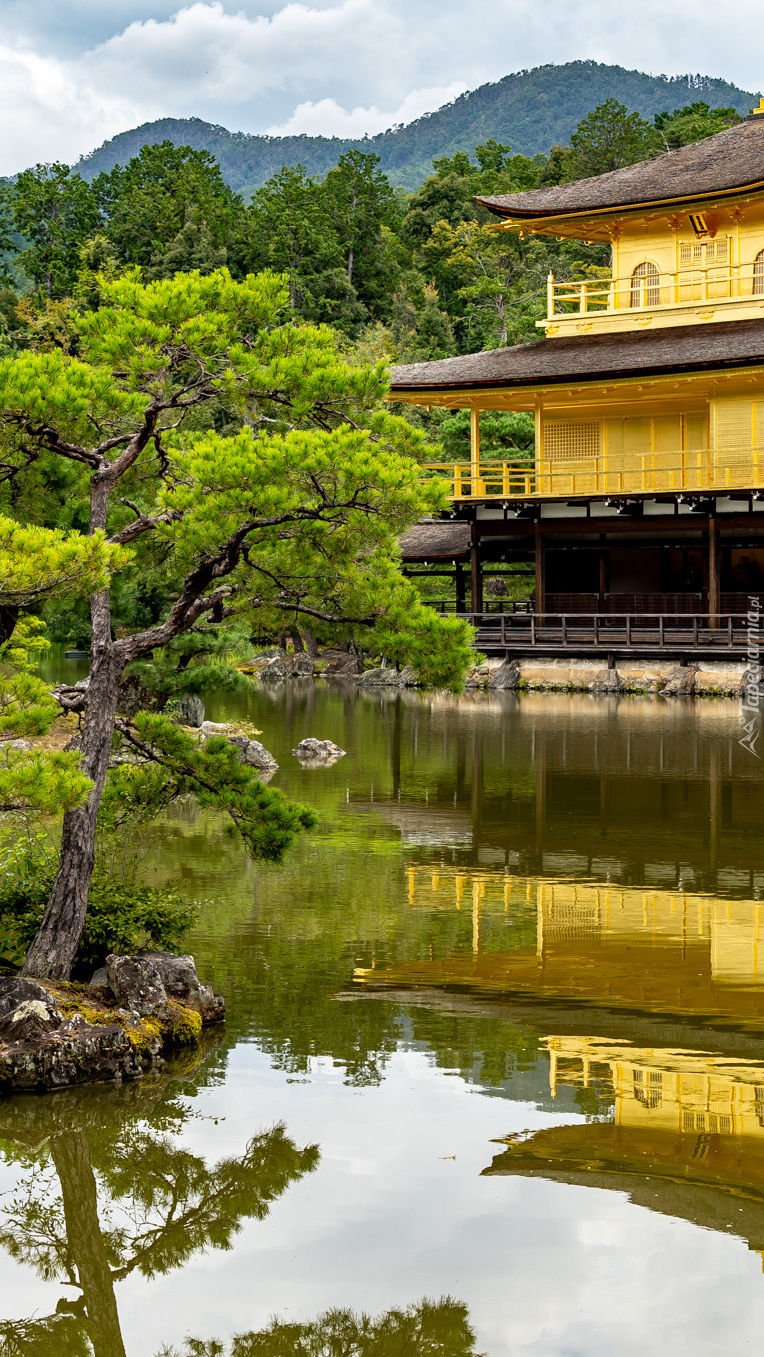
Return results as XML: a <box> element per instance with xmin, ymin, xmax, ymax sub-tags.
<box><xmin>75</xmin><ymin>60</ymin><xmax>759</xmax><ymax>196</ymax></box>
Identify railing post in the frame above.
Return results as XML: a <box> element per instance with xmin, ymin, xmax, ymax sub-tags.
<box><xmin>562</xmin><ymin>614</ymin><xmax>567</xmax><ymax>647</ymax></box>
<box><xmin>579</xmin><ymin>283</ymin><xmax>586</xmax><ymax>314</ymax></box>
<box><xmin>531</xmin><ymin>615</ymin><xmax>536</xmax><ymax>646</ymax></box>
<box><xmin>547</xmin><ymin>272</ymin><xmax>555</xmax><ymax>318</ymax></box>
<box><xmin>626</xmin><ymin>614</ymin><xmax>632</xmax><ymax>647</ymax></box>
<box><xmin>470</xmin><ymin>407</ymin><xmax>480</xmax><ymax>498</ymax></box>
<box><xmin>659</xmin><ymin>615</ymin><xmax>665</xmax><ymax>648</ymax></box>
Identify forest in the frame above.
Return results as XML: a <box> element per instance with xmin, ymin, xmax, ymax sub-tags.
<box><xmin>0</xmin><ymin>93</ymin><xmax>745</xmax><ymax>488</ymax></box>
<box><xmin>0</xmin><ymin>93</ymin><xmax>748</xmax><ymax>977</ymax></box>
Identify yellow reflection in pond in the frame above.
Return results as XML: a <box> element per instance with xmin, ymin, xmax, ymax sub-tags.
<box><xmin>486</xmin><ymin>1036</ymin><xmax>764</xmax><ymax>1262</ymax></box>
<box><xmin>355</xmin><ymin>868</ymin><xmax>764</xmax><ymax>1026</ymax></box>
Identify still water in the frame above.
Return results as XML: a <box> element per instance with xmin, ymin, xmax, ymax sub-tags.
<box><xmin>2</xmin><ymin>683</ymin><xmax>764</xmax><ymax>1355</ymax></box>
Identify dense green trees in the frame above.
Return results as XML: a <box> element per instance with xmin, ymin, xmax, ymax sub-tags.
<box><xmin>0</xmin><ymin>92</ymin><xmax>742</xmax><ymax>976</ymax></box>
<box><xmin>0</xmin><ymin>267</ymin><xmax>472</xmax><ymax>977</ymax></box>
<box><xmin>2</xmin><ymin>97</ymin><xmax>737</xmax><ymax>355</ymax></box>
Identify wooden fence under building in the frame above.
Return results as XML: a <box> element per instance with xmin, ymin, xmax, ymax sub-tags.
<box><xmin>428</xmin><ymin>609</ymin><xmax>760</xmax><ymax>657</ymax></box>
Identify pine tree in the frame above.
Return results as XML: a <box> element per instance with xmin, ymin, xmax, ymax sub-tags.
<box><xmin>0</xmin><ymin>267</ymin><xmax>473</xmax><ymax>978</ymax></box>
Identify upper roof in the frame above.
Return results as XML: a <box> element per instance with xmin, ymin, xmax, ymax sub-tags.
<box><xmin>477</xmin><ymin>114</ymin><xmax>764</xmax><ymax>220</ymax></box>
<box><xmin>389</xmin><ymin>317</ymin><xmax>764</xmax><ymax>393</ymax></box>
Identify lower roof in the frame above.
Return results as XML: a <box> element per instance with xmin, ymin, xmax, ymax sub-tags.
<box><xmin>389</xmin><ymin>318</ymin><xmax>764</xmax><ymax>395</ymax></box>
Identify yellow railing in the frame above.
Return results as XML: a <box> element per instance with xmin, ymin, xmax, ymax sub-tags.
<box><xmin>424</xmin><ymin>446</ymin><xmax>764</xmax><ymax>500</ymax></box>
<box><xmin>547</xmin><ymin>260</ymin><xmax>764</xmax><ymax>318</ymax></box>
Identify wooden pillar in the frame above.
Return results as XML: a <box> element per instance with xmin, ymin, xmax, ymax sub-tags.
<box><xmin>709</xmin><ymin>516</ymin><xmax>720</xmax><ymax>628</ymax></box>
<box><xmin>534</xmin><ymin>522</ymin><xmax>545</xmax><ymax>614</ymax></box>
<box><xmin>470</xmin><ymin>406</ymin><xmax>480</xmax><ymax>491</ymax></box>
<box><xmin>470</xmin><ymin>526</ymin><xmax>483</xmax><ymax>614</ymax></box>
<box><xmin>598</xmin><ymin>534</ymin><xmax>608</xmax><ymax>614</ymax></box>
<box><xmin>455</xmin><ymin>561</ymin><xmax>466</xmax><ymax>613</ymax></box>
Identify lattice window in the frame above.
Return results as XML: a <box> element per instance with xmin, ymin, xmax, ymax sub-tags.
<box><xmin>633</xmin><ymin>1068</ymin><xmax>662</xmax><ymax>1109</ymax></box>
<box><xmin>631</xmin><ymin>260</ymin><xmax>660</xmax><ymax>307</ymax></box>
<box><xmin>682</xmin><ymin>1111</ymin><xmax>731</xmax><ymax>1134</ymax></box>
<box><xmin>714</xmin><ymin>400</ymin><xmax>753</xmax><ymax>451</ymax></box>
<box><xmin>544</xmin><ymin>421</ymin><xmax>600</xmax><ymax>461</ymax></box>
<box><xmin>755</xmin><ymin>249</ymin><xmax>764</xmax><ymax>296</ymax></box>
<box><xmin>680</xmin><ymin>239</ymin><xmax>729</xmax><ymax>267</ymax></box>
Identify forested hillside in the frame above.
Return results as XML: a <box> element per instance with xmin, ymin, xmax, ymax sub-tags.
<box><xmin>74</xmin><ymin>62</ymin><xmax>758</xmax><ymax>194</ymax></box>
<box><xmin>0</xmin><ymin>96</ymin><xmax>748</xmax><ymax>481</ymax></box>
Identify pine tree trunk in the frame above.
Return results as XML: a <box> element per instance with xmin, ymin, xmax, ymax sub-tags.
<box><xmin>21</xmin><ymin>591</ymin><xmax>123</xmax><ymax>980</ymax></box>
<box><xmin>50</xmin><ymin>1130</ymin><xmax>127</xmax><ymax>1357</ymax></box>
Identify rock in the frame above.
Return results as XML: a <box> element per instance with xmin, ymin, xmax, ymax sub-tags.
<box><xmin>660</xmin><ymin>665</ymin><xmax>698</xmax><ymax>697</ymax></box>
<box><xmin>197</xmin><ymin>723</ymin><xmax>278</xmax><ymax>776</ymax></box>
<box><xmin>0</xmin><ymin>1019</ymin><xmax>143</xmax><ymax>1092</ymax></box>
<box><xmin>357</xmin><ymin>667</ymin><xmax>400</xmax><ymax>686</ymax></box>
<box><xmin>117</xmin><ymin>673</ymin><xmax>158</xmax><ymax>717</ymax></box>
<box><xmin>259</xmin><ymin>656</ymin><xmax>291</xmax><ymax>683</ymax></box>
<box><xmin>291</xmin><ymin>738</ymin><xmax>346</xmax><ymax>765</ymax></box>
<box><xmin>0</xmin><ymin>978</ymin><xmax>60</xmax><ymax>1020</ymax></box>
<box><xmin>398</xmin><ymin>665</ymin><xmax>421</xmax><ymax>687</ymax></box>
<box><xmin>464</xmin><ymin>665</ymin><xmax>491</xmax><ymax>689</ymax></box>
<box><xmin>172</xmin><ymin>693</ymin><xmax>206</xmax><ymax>727</ymax></box>
<box><xmin>0</xmin><ymin>954</ymin><xmax>224</xmax><ymax>1093</ymax></box>
<box><xmin>323</xmin><ymin>653</ymin><xmax>364</xmax><ymax>678</ymax></box>
<box><xmin>589</xmin><ymin>669</ymin><xmax>624</xmax><ymax>694</ymax></box>
<box><xmin>0</xmin><ymin>739</ymin><xmax>32</xmax><ymax>759</ymax></box>
<box><xmin>488</xmin><ymin>659</ymin><xmax>520</xmax><ymax>690</ymax></box>
<box><xmin>0</xmin><ymin>998</ymin><xmax>62</xmax><ymax>1044</ymax></box>
<box><xmin>198</xmin><ymin>721</ymin><xmax>232</xmax><ymax>737</ymax></box>
<box><xmin>251</xmin><ymin>649</ymin><xmax>286</xmax><ymax>663</ymax></box>
<box><xmin>227</xmin><ymin>736</ymin><xmax>279</xmax><ymax>771</ymax></box>
<box><xmin>291</xmin><ymin>653</ymin><xmax>315</xmax><ymax>678</ymax></box>
<box><xmin>136</xmin><ymin>951</ymin><xmax>225</xmax><ymax>1024</ymax></box>
<box><xmin>106</xmin><ymin>955</ymin><xmax>168</xmax><ymax>1017</ymax></box>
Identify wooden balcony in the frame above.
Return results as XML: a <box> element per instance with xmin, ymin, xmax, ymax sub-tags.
<box><xmin>451</xmin><ymin>611</ymin><xmax>755</xmax><ymax>657</ymax></box>
<box><xmin>541</xmin><ymin>259</ymin><xmax>764</xmax><ymax>336</ymax></box>
<box><xmin>424</xmin><ymin>446</ymin><xmax>764</xmax><ymax>501</ymax></box>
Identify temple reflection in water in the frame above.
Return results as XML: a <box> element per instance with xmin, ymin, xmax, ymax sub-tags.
<box><xmin>486</xmin><ymin>1033</ymin><xmax>764</xmax><ymax>1265</ymax></box>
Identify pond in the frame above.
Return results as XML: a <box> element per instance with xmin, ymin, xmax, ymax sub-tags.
<box><xmin>2</xmin><ymin>682</ymin><xmax>764</xmax><ymax>1355</ymax></box>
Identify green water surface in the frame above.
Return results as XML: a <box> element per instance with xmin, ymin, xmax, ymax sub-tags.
<box><xmin>2</xmin><ymin>682</ymin><xmax>764</xmax><ymax>1356</ymax></box>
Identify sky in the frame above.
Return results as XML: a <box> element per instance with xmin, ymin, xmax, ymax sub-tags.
<box><xmin>1</xmin><ymin>0</ymin><xmax>763</xmax><ymax>175</ymax></box>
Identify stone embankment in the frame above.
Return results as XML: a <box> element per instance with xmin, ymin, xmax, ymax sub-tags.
<box><xmin>237</xmin><ymin>646</ymin><xmax>753</xmax><ymax>698</ymax></box>
<box><xmin>463</xmin><ymin>657</ymin><xmax>753</xmax><ymax>696</ymax></box>
<box><xmin>0</xmin><ymin>953</ymin><xmax>224</xmax><ymax>1094</ymax></box>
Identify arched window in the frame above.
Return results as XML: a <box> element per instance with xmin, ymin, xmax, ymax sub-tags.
<box><xmin>631</xmin><ymin>260</ymin><xmax>660</xmax><ymax>308</ymax></box>
<box><xmin>633</xmin><ymin>1068</ymin><xmax>662</xmax><ymax>1110</ymax></box>
<box><xmin>754</xmin><ymin>250</ymin><xmax>764</xmax><ymax>296</ymax></box>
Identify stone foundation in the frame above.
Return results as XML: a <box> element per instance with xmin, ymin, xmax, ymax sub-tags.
<box><xmin>465</xmin><ymin>657</ymin><xmax>751</xmax><ymax>697</ymax></box>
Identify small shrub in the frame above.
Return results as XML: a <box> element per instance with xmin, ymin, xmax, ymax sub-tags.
<box><xmin>0</xmin><ymin>830</ymin><xmax>198</xmax><ymax>975</ymax></box>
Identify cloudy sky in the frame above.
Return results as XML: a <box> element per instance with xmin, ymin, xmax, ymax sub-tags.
<box><xmin>1</xmin><ymin>0</ymin><xmax>763</xmax><ymax>175</ymax></box>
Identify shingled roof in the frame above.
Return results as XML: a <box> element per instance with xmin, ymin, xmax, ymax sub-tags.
<box><xmin>477</xmin><ymin>115</ymin><xmax>764</xmax><ymax>220</ymax></box>
<box><xmin>399</xmin><ymin>522</ymin><xmax>470</xmax><ymax>560</ymax></box>
<box><xmin>389</xmin><ymin>317</ymin><xmax>764</xmax><ymax>393</ymax></box>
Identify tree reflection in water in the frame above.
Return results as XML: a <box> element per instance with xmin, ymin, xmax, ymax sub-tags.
<box><xmin>0</xmin><ymin>1064</ymin><xmax>319</xmax><ymax>1357</ymax></box>
<box><xmin>165</xmin><ymin>1296</ymin><xmax>481</xmax><ymax>1356</ymax></box>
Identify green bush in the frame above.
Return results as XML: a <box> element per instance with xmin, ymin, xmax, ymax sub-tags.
<box><xmin>0</xmin><ymin>831</ymin><xmax>198</xmax><ymax>976</ymax></box>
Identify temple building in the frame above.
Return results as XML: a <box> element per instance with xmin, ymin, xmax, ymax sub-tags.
<box><xmin>390</xmin><ymin>102</ymin><xmax>764</xmax><ymax>654</ymax></box>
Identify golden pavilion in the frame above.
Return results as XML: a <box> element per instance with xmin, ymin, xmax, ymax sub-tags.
<box><xmin>391</xmin><ymin>102</ymin><xmax>764</xmax><ymax>653</ymax></box>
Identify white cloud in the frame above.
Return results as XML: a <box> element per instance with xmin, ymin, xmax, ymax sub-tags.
<box><xmin>265</xmin><ymin>83</ymin><xmax>468</xmax><ymax>138</ymax></box>
<box><xmin>0</xmin><ymin>0</ymin><xmax>763</xmax><ymax>175</ymax></box>
<box><xmin>86</xmin><ymin>0</ymin><xmax>404</xmax><ymax>103</ymax></box>
<box><xmin>0</xmin><ymin>43</ymin><xmax>151</xmax><ymax>173</ymax></box>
